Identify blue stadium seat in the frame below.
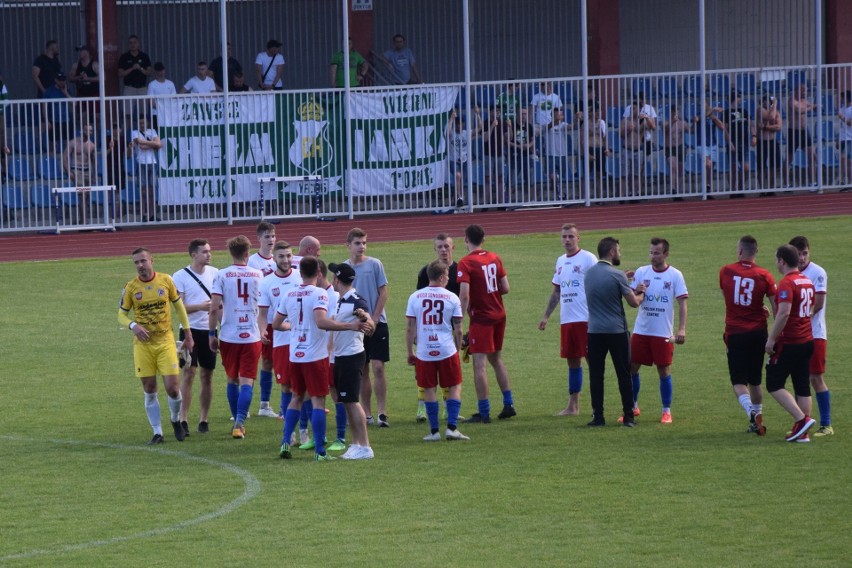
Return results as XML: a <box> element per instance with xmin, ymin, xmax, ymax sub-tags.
<box><xmin>2</xmin><ymin>185</ymin><xmax>27</xmax><ymax>210</ymax></box>
<box><xmin>13</xmin><ymin>129</ymin><xmax>41</xmax><ymax>155</ymax></box>
<box><xmin>683</xmin><ymin>133</ymin><xmax>697</xmax><ymax>149</ymax></box>
<box><xmin>121</xmin><ymin>182</ymin><xmax>141</xmax><ymax>204</ymax></box>
<box><xmin>632</xmin><ymin>77</ymin><xmax>654</xmax><ymax>98</ymax></box>
<box><xmin>683</xmin><ymin>151</ymin><xmax>703</xmax><ymax>175</ymax></box>
<box><xmin>821</xmin><ymin>93</ymin><xmax>836</xmax><ymax>116</ymax></box>
<box><xmin>684</xmin><ymin>76</ymin><xmax>702</xmax><ymax>97</ymax></box>
<box><xmin>709</xmin><ymin>75</ymin><xmax>730</xmax><ymax>96</ymax></box>
<box><xmin>682</xmin><ymin>102</ymin><xmax>698</xmax><ymax>123</ymax></box>
<box><xmin>605</xmin><ymin>155</ymin><xmax>622</xmax><ymax>179</ymax></box>
<box><xmin>742</xmin><ymin>98</ymin><xmax>756</xmax><ymax>120</ymax></box>
<box><xmin>607</xmin><ymin>131</ymin><xmax>621</xmax><ymax>153</ymax></box>
<box><xmin>658</xmin><ymin>77</ymin><xmax>679</xmax><ymax>99</ymax></box>
<box><xmin>821</xmin><ymin>146</ymin><xmax>840</xmax><ymax>169</ymax></box>
<box><xmin>715</xmin><ymin>152</ymin><xmax>731</xmax><ymax>174</ymax></box>
<box><xmin>606</xmin><ymin>106</ymin><xmax>622</xmax><ymax>127</ymax></box>
<box><xmin>735</xmin><ymin>73</ymin><xmax>756</xmax><ymax>95</ymax></box>
<box><xmin>819</xmin><ymin>119</ymin><xmax>837</xmax><ymax>142</ymax></box>
<box><xmin>790</xmin><ymin>148</ymin><xmax>809</xmax><ymax>170</ymax></box>
<box><xmin>787</xmin><ymin>70</ymin><xmax>807</xmax><ymax>91</ymax></box>
<box><xmin>39</xmin><ymin>156</ymin><xmax>64</xmax><ymax>180</ymax></box>
<box><xmin>30</xmin><ymin>184</ymin><xmax>54</xmax><ymax>208</ymax></box>
<box><xmin>9</xmin><ymin>157</ymin><xmax>36</xmax><ymax>181</ymax></box>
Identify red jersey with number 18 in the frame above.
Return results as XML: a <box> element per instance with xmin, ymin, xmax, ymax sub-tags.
<box><xmin>457</xmin><ymin>250</ymin><xmax>507</xmax><ymax>324</ymax></box>
<box><xmin>719</xmin><ymin>261</ymin><xmax>776</xmax><ymax>334</ymax></box>
<box><xmin>775</xmin><ymin>270</ymin><xmax>814</xmax><ymax>345</ymax></box>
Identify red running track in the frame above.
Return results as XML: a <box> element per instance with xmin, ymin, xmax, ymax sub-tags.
<box><xmin>1</xmin><ymin>192</ymin><xmax>850</xmax><ymax>262</ymax></box>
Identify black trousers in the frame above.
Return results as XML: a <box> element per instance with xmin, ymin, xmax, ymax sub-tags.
<box><xmin>588</xmin><ymin>332</ymin><xmax>634</xmax><ymax>420</ymax></box>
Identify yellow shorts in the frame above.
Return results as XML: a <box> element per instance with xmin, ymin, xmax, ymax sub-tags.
<box><xmin>133</xmin><ymin>335</ymin><xmax>179</xmax><ymax>378</ymax></box>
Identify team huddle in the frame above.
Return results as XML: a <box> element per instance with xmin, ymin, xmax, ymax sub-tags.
<box><xmin>118</xmin><ymin>222</ymin><xmax>833</xmax><ymax>460</ymax></box>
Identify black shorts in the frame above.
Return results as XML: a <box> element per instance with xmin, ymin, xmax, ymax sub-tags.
<box><xmin>729</xmin><ymin>140</ymin><xmax>750</xmax><ymax>163</ymax></box>
<box><xmin>180</xmin><ymin>328</ymin><xmax>217</xmax><ymax>370</ymax></box>
<box><xmin>725</xmin><ymin>329</ymin><xmax>767</xmax><ymax>386</ymax></box>
<box><xmin>334</xmin><ymin>352</ymin><xmax>366</xmax><ymax>403</ymax></box>
<box><xmin>756</xmin><ymin>139</ymin><xmax>781</xmax><ymax>169</ymax></box>
<box><xmin>664</xmin><ymin>145</ymin><xmax>683</xmax><ymax>161</ymax></box>
<box><xmin>766</xmin><ymin>341</ymin><xmax>813</xmax><ymax>397</ymax></box>
<box><xmin>787</xmin><ymin>128</ymin><xmax>812</xmax><ymax>152</ymax></box>
<box><xmin>364</xmin><ymin>322</ymin><xmax>390</xmax><ymax>363</ymax></box>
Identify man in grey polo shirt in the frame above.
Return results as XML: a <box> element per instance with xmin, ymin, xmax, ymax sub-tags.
<box><xmin>584</xmin><ymin>237</ymin><xmax>646</xmax><ymax>427</ymax></box>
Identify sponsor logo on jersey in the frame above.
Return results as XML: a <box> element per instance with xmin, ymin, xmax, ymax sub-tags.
<box><xmin>643</xmin><ymin>280</ymin><xmax>651</xmax><ymax>287</ymax></box>
<box><xmin>272</xmin><ymin>288</ymin><xmax>280</xmax><ymax>297</ymax></box>
<box><xmin>239</xmin><ymin>332</ymin><xmax>250</xmax><ymax>338</ymax></box>
<box><xmin>573</xmin><ymin>265</ymin><xmax>582</xmax><ymax>273</ymax></box>
<box><xmin>428</xmin><ymin>334</ymin><xmax>438</xmax><ymax>341</ymax></box>
<box><xmin>158</xmin><ymin>288</ymin><xmax>165</xmax><ymax>296</ymax></box>
<box><xmin>429</xmin><ymin>350</ymin><xmax>441</xmax><ymax>357</ymax></box>
<box><xmin>135</xmin><ymin>292</ymin><xmax>143</xmax><ymax>300</ymax></box>
<box><xmin>664</xmin><ymin>281</ymin><xmax>672</xmax><ymax>290</ymax></box>
<box><xmin>295</xmin><ymin>351</ymin><xmax>305</xmax><ymax>358</ymax></box>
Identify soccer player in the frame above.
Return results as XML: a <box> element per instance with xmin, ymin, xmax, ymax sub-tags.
<box><xmin>789</xmin><ymin>236</ymin><xmax>832</xmax><ymax>436</ymax></box>
<box><xmin>209</xmin><ymin>236</ymin><xmax>263</xmax><ymax>439</ymax></box>
<box><xmin>291</xmin><ymin>235</ymin><xmax>322</xmax><ymax>443</ymax></box>
<box><xmin>118</xmin><ymin>248</ymin><xmax>194</xmax><ymax>444</ymax></box>
<box><xmin>247</xmin><ymin>221</ymin><xmax>278</xmax><ymax>418</ymax></box>
<box><xmin>256</xmin><ymin>241</ymin><xmax>301</xmax><ymax>429</ymax></box>
<box><xmin>628</xmin><ymin>238</ymin><xmax>688</xmax><ymax>424</ymax></box>
<box><xmin>315</xmin><ymin>260</ymin><xmax>349</xmax><ymax>453</ymax></box>
<box><xmin>584</xmin><ymin>237</ymin><xmax>646</xmax><ymax>427</ymax></box>
<box><xmin>765</xmin><ymin>244</ymin><xmax>816</xmax><ymax>443</ymax></box>
<box><xmin>407</xmin><ymin>260</ymin><xmax>469</xmax><ymax>441</ymax></box>
<box><xmin>457</xmin><ymin>224</ymin><xmax>515</xmax><ymax>423</ymax></box>
<box><xmin>172</xmin><ymin>239</ymin><xmax>219</xmax><ymax>435</ymax></box>
<box><xmin>719</xmin><ymin>235</ymin><xmax>776</xmax><ymax>435</ymax></box>
<box><xmin>538</xmin><ymin>224</ymin><xmax>597</xmax><ymax>416</ymax></box>
<box><xmin>414</xmin><ymin>233</ymin><xmax>460</xmax><ymax>422</ymax></box>
<box><xmin>274</xmin><ymin>257</ymin><xmax>367</xmax><ymax>461</ymax></box>
<box><xmin>344</xmin><ymin>228</ymin><xmax>391</xmax><ymax>427</ymax></box>
<box><xmin>329</xmin><ymin>262</ymin><xmax>376</xmax><ymax>459</ymax></box>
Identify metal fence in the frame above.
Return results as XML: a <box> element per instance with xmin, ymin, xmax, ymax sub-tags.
<box><xmin>1</xmin><ymin>0</ymin><xmax>847</xmax><ymax>233</ymax></box>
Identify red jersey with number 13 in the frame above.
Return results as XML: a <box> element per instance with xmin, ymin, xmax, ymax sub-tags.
<box><xmin>775</xmin><ymin>270</ymin><xmax>814</xmax><ymax>344</ymax></box>
<box><xmin>719</xmin><ymin>261</ymin><xmax>776</xmax><ymax>334</ymax></box>
<box><xmin>457</xmin><ymin>250</ymin><xmax>507</xmax><ymax>324</ymax></box>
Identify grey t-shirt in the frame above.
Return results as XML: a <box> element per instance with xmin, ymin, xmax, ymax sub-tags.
<box><xmin>345</xmin><ymin>256</ymin><xmax>388</xmax><ymax>323</ymax></box>
<box><xmin>585</xmin><ymin>260</ymin><xmax>631</xmax><ymax>334</ymax></box>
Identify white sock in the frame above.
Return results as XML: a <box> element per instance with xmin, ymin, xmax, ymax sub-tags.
<box><xmin>752</xmin><ymin>403</ymin><xmax>762</xmax><ymax>415</ymax></box>
<box><xmin>167</xmin><ymin>395</ymin><xmax>182</xmax><ymax>423</ymax></box>
<box><xmin>738</xmin><ymin>394</ymin><xmax>752</xmax><ymax>415</ymax></box>
<box><xmin>260</xmin><ymin>401</ymin><xmax>270</xmax><ymax>410</ymax></box>
<box><xmin>145</xmin><ymin>392</ymin><xmax>163</xmax><ymax>435</ymax></box>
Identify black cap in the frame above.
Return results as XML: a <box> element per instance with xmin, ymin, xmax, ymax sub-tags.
<box><xmin>328</xmin><ymin>263</ymin><xmax>356</xmax><ymax>284</ymax></box>
<box><xmin>266</xmin><ymin>39</ymin><xmax>282</xmax><ymax>49</ymax></box>
<box><xmin>153</xmin><ymin>61</ymin><xmax>165</xmax><ymax>71</ymax></box>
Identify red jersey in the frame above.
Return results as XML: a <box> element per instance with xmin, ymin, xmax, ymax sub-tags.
<box><xmin>719</xmin><ymin>261</ymin><xmax>776</xmax><ymax>334</ymax></box>
<box><xmin>775</xmin><ymin>270</ymin><xmax>814</xmax><ymax>344</ymax></box>
<box><xmin>457</xmin><ymin>249</ymin><xmax>507</xmax><ymax>324</ymax></box>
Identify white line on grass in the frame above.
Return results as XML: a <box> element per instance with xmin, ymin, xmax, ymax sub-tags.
<box><xmin>0</xmin><ymin>436</ymin><xmax>261</xmax><ymax>562</ymax></box>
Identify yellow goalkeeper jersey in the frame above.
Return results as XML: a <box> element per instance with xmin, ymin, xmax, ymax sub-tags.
<box><xmin>120</xmin><ymin>272</ymin><xmax>181</xmax><ymax>337</ymax></box>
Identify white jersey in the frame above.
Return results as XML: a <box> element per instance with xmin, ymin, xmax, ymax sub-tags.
<box><xmin>801</xmin><ymin>261</ymin><xmax>827</xmax><ymax>340</ymax></box>
<box><xmin>183</xmin><ymin>75</ymin><xmax>216</xmax><ymax>94</ymax></box>
<box><xmin>333</xmin><ymin>288</ymin><xmax>370</xmax><ymax>357</ymax></box>
<box><xmin>406</xmin><ymin>286</ymin><xmax>463</xmax><ymax>361</ymax></box>
<box><xmin>248</xmin><ymin>252</ymin><xmax>275</xmax><ymax>277</ymax></box>
<box><xmin>631</xmin><ymin>264</ymin><xmax>688</xmax><ymax>338</ymax></box>
<box><xmin>172</xmin><ymin>264</ymin><xmax>218</xmax><ymax>330</ymax></box>
<box><xmin>258</xmin><ymin>269</ymin><xmax>301</xmax><ymax>347</ymax></box>
<box><xmin>211</xmin><ymin>263</ymin><xmax>263</xmax><ymax>343</ymax></box>
<box><xmin>278</xmin><ymin>284</ymin><xmax>329</xmax><ymax>363</ymax></box>
<box><xmin>552</xmin><ymin>249</ymin><xmax>597</xmax><ymax>324</ymax></box>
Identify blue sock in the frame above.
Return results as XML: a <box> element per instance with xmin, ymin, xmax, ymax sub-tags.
<box><xmin>259</xmin><ymin>369</ymin><xmax>273</xmax><ymax>404</ymax></box>
<box><xmin>282</xmin><ymin>408</ymin><xmax>300</xmax><ymax>445</ymax></box>
<box><xmin>660</xmin><ymin>375</ymin><xmax>673</xmax><ymax>409</ymax></box>
<box><xmin>502</xmin><ymin>390</ymin><xmax>514</xmax><ymax>406</ymax></box>
<box><xmin>311</xmin><ymin>408</ymin><xmax>327</xmax><ymax>455</ymax></box>
<box><xmin>236</xmin><ymin>384</ymin><xmax>253</xmax><ymax>423</ymax></box>
<box><xmin>426</xmin><ymin>401</ymin><xmax>440</xmax><ymax>431</ymax></box>
<box><xmin>299</xmin><ymin>400</ymin><xmax>313</xmax><ymax>430</ymax></box>
<box><xmin>478</xmin><ymin>399</ymin><xmax>491</xmax><ymax>418</ymax></box>
<box><xmin>335</xmin><ymin>402</ymin><xmax>347</xmax><ymax>440</ymax></box>
<box><xmin>568</xmin><ymin>367</ymin><xmax>583</xmax><ymax>394</ymax></box>
<box><xmin>281</xmin><ymin>391</ymin><xmax>293</xmax><ymax>416</ymax></box>
<box><xmin>226</xmin><ymin>382</ymin><xmax>239</xmax><ymax>419</ymax></box>
<box><xmin>631</xmin><ymin>373</ymin><xmax>641</xmax><ymax>406</ymax></box>
<box><xmin>816</xmin><ymin>390</ymin><xmax>831</xmax><ymax>426</ymax></box>
<box><xmin>446</xmin><ymin>398</ymin><xmax>462</xmax><ymax>428</ymax></box>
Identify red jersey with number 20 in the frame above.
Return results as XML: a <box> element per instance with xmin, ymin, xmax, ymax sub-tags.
<box><xmin>457</xmin><ymin>250</ymin><xmax>507</xmax><ymax>324</ymax></box>
<box><xmin>775</xmin><ymin>270</ymin><xmax>814</xmax><ymax>345</ymax></box>
<box><xmin>719</xmin><ymin>261</ymin><xmax>776</xmax><ymax>334</ymax></box>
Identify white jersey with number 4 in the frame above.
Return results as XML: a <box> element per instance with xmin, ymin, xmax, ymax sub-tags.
<box><xmin>211</xmin><ymin>264</ymin><xmax>263</xmax><ymax>343</ymax></box>
<box><xmin>631</xmin><ymin>264</ymin><xmax>688</xmax><ymax>338</ymax></box>
<box><xmin>406</xmin><ymin>286</ymin><xmax>463</xmax><ymax>361</ymax></box>
<box><xmin>801</xmin><ymin>261</ymin><xmax>827</xmax><ymax>340</ymax></box>
<box><xmin>277</xmin><ymin>284</ymin><xmax>329</xmax><ymax>363</ymax></box>
<box><xmin>552</xmin><ymin>249</ymin><xmax>597</xmax><ymax>324</ymax></box>
<box><xmin>258</xmin><ymin>269</ymin><xmax>302</xmax><ymax>347</ymax></box>
<box><xmin>248</xmin><ymin>252</ymin><xmax>275</xmax><ymax>277</ymax></box>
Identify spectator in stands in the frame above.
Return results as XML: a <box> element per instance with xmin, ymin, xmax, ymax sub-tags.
<box><xmin>209</xmin><ymin>42</ymin><xmax>242</xmax><ymax>90</ymax></box>
<box><xmin>0</xmin><ymin>75</ymin><xmax>9</xmax><ymax>177</ymax></box>
<box><xmin>506</xmin><ymin>107</ymin><xmax>535</xmax><ymax>203</ymax></box>
<box><xmin>147</xmin><ymin>62</ymin><xmax>176</xmax><ymax>128</ymax></box>
<box><xmin>118</xmin><ymin>35</ymin><xmax>153</xmax><ymax>96</ymax></box>
<box><xmin>482</xmin><ymin>105</ymin><xmax>508</xmax><ymax>204</ymax></box>
<box><xmin>447</xmin><ymin>107</ymin><xmax>483</xmax><ymax>209</ymax></box>
<box><xmin>542</xmin><ymin>107</ymin><xmax>572</xmax><ymax>199</ymax></box>
<box><xmin>231</xmin><ymin>71</ymin><xmax>252</xmax><ymax>92</ymax></box>
<box><xmin>255</xmin><ymin>39</ymin><xmax>285</xmax><ymax>91</ymax></box>
<box><xmin>105</xmin><ymin>122</ymin><xmax>127</xmax><ymax>201</ymax></box>
<box><xmin>180</xmin><ymin>61</ymin><xmax>217</xmax><ymax>94</ymax></box>
<box><xmin>32</xmin><ymin>39</ymin><xmax>62</xmax><ymax>98</ymax></box>
<box><xmin>578</xmin><ymin>101</ymin><xmax>609</xmax><ymax>199</ymax></box>
<box><xmin>41</xmin><ymin>73</ymin><xmax>71</xmax><ymax>153</ymax></box>
<box><xmin>380</xmin><ymin>33</ymin><xmax>422</xmax><ymax>85</ymax></box>
<box><xmin>757</xmin><ymin>93</ymin><xmax>783</xmax><ymax>192</ymax></box>
<box><xmin>620</xmin><ymin>100</ymin><xmax>647</xmax><ymax>197</ymax></box>
<box><xmin>694</xmin><ymin>100</ymin><xmax>725</xmax><ymax>195</ymax></box>
<box><xmin>69</xmin><ymin>45</ymin><xmax>99</xmax><ymax>98</ymax></box>
<box><xmin>62</xmin><ymin>123</ymin><xmax>95</xmax><ymax>222</ymax></box>
<box><xmin>839</xmin><ymin>90</ymin><xmax>852</xmax><ymax>189</ymax></box>
<box><xmin>662</xmin><ymin>105</ymin><xmax>689</xmax><ymax>195</ymax></box>
<box><xmin>787</xmin><ymin>83</ymin><xmax>817</xmax><ymax>187</ymax></box>
<box><xmin>530</xmin><ymin>81</ymin><xmax>563</xmax><ymax>129</ymax></box>
<box><xmin>330</xmin><ymin>38</ymin><xmax>370</xmax><ymax>88</ymax></box>
<box><xmin>496</xmin><ymin>80</ymin><xmax>520</xmax><ymax>122</ymax></box>
<box><xmin>131</xmin><ymin>115</ymin><xmax>162</xmax><ymax>222</ymax></box>
<box><xmin>721</xmin><ymin>90</ymin><xmax>756</xmax><ymax>195</ymax></box>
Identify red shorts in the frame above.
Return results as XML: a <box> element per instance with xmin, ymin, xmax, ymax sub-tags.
<box><xmin>560</xmin><ymin>322</ymin><xmax>588</xmax><ymax>359</ymax></box>
<box><xmin>630</xmin><ymin>334</ymin><xmax>674</xmax><ymax>367</ymax></box>
<box><xmin>328</xmin><ymin>362</ymin><xmax>336</xmax><ymax>388</ymax></box>
<box><xmin>261</xmin><ymin>324</ymin><xmax>274</xmax><ymax>360</ymax></box>
<box><xmin>219</xmin><ymin>340</ymin><xmax>262</xmax><ymax>380</ymax></box>
<box><xmin>415</xmin><ymin>354</ymin><xmax>463</xmax><ymax>389</ymax></box>
<box><xmin>273</xmin><ymin>344</ymin><xmax>291</xmax><ymax>386</ymax></box>
<box><xmin>468</xmin><ymin>318</ymin><xmax>506</xmax><ymax>354</ymax></box>
<box><xmin>809</xmin><ymin>338</ymin><xmax>826</xmax><ymax>375</ymax></box>
<box><xmin>290</xmin><ymin>357</ymin><xmax>330</xmax><ymax>398</ymax></box>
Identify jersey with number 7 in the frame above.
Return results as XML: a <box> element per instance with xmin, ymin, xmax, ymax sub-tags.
<box><xmin>457</xmin><ymin>250</ymin><xmax>507</xmax><ymax>324</ymax></box>
<box><xmin>719</xmin><ymin>260</ymin><xmax>776</xmax><ymax>334</ymax></box>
